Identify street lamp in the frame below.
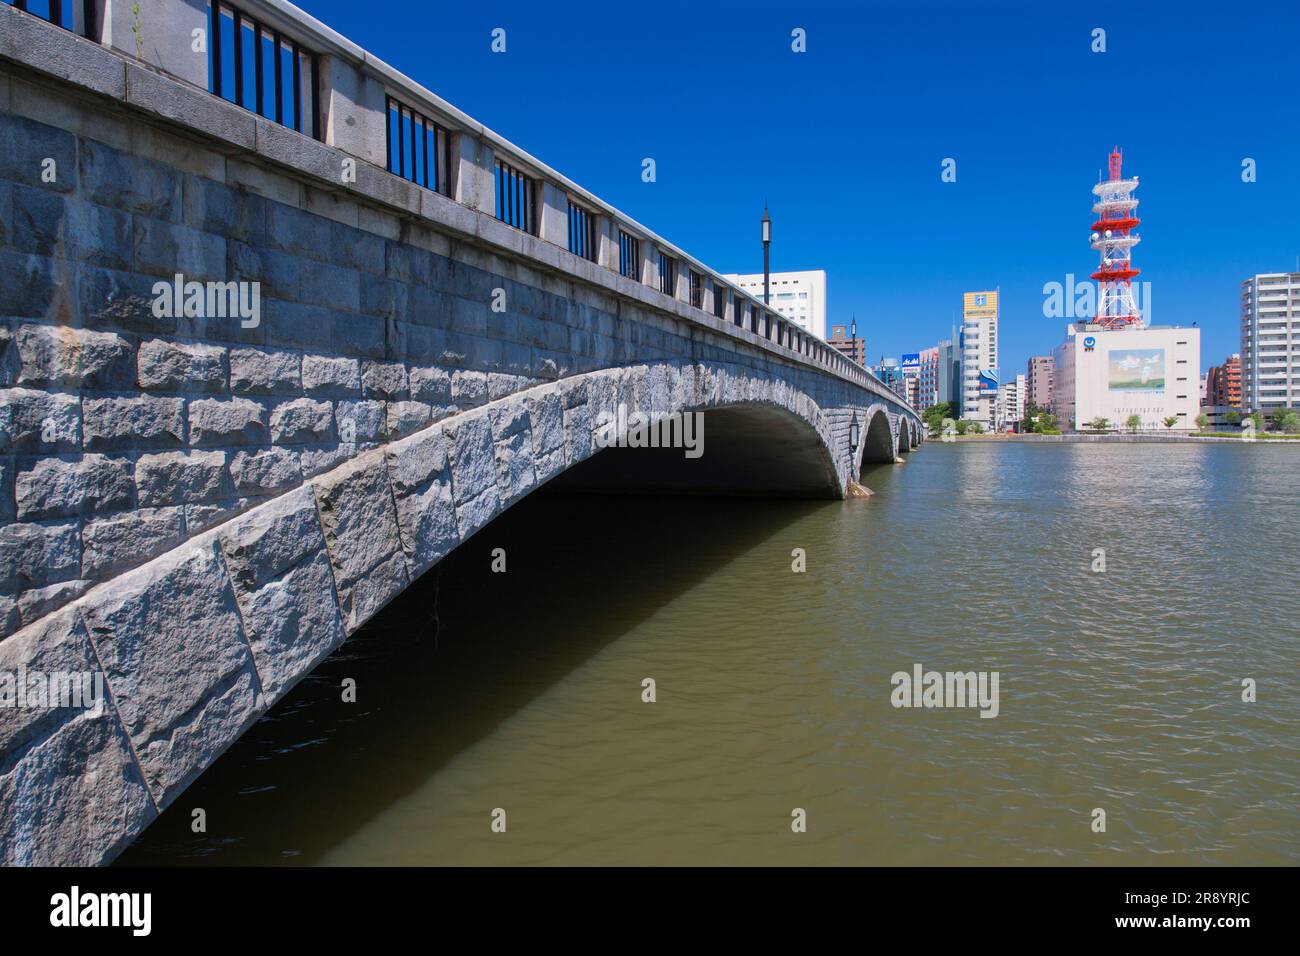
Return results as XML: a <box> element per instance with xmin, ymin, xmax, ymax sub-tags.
<box><xmin>850</xmin><ymin>316</ymin><xmax>858</xmax><ymax>365</ymax></box>
<box><xmin>761</xmin><ymin>203</ymin><xmax>771</xmax><ymax>305</ymax></box>
<box><xmin>849</xmin><ymin>411</ymin><xmax>860</xmax><ymax>459</ymax></box>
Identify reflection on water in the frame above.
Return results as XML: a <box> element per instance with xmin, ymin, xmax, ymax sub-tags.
<box><xmin>119</xmin><ymin>443</ymin><xmax>1300</xmax><ymax>865</ymax></box>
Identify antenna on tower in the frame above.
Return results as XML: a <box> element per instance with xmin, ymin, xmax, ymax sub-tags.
<box><xmin>1090</xmin><ymin>147</ymin><xmax>1143</xmax><ymax>329</ymax></box>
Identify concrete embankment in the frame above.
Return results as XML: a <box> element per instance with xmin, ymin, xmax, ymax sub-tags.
<box><xmin>948</xmin><ymin>434</ymin><xmax>1298</xmax><ymax>444</ymax></box>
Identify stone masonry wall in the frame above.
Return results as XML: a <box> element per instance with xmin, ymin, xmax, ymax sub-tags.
<box><xmin>0</xmin><ymin>86</ymin><xmax>900</xmax><ymax>640</ymax></box>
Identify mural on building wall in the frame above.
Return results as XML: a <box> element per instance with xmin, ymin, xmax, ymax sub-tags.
<box><xmin>1108</xmin><ymin>348</ymin><xmax>1165</xmax><ymax>391</ymax></box>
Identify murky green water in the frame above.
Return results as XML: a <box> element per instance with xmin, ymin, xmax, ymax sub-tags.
<box><xmin>119</xmin><ymin>442</ymin><xmax>1300</xmax><ymax>865</ymax></box>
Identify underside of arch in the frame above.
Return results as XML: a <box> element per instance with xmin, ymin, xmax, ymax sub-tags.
<box><xmin>550</xmin><ymin>402</ymin><xmax>842</xmax><ymax>499</ymax></box>
<box><xmin>861</xmin><ymin>409</ymin><xmax>897</xmax><ymax>465</ymax></box>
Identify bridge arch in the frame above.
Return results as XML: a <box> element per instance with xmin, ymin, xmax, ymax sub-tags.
<box><xmin>861</xmin><ymin>407</ymin><xmax>899</xmax><ymax>465</ymax></box>
<box><xmin>897</xmin><ymin>418</ymin><xmax>913</xmax><ymax>453</ymax></box>
<box><xmin>0</xmin><ymin>357</ymin><xmax>889</xmax><ymax>865</ymax></box>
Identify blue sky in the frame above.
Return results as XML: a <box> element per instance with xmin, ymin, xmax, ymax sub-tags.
<box><xmin>301</xmin><ymin>0</ymin><xmax>1298</xmax><ymax>378</ymax></box>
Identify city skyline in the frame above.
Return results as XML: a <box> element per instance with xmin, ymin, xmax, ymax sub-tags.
<box><xmin>295</xmin><ymin>0</ymin><xmax>1299</xmax><ymax>376</ymax></box>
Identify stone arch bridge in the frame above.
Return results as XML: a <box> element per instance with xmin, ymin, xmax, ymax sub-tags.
<box><xmin>0</xmin><ymin>0</ymin><xmax>920</xmax><ymax>864</ymax></box>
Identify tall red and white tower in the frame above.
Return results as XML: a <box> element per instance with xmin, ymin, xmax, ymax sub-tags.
<box><xmin>1089</xmin><ymin>147</ymin><xmax>1143</xmax><ymax>329</ymax></box>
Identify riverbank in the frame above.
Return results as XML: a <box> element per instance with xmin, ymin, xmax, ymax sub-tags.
<box><xmin>947</xmin><ymin>432</ymin><xmax>1300</xmax><ymax>443</ymax></box>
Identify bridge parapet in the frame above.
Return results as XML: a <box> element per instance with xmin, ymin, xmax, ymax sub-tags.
<box><xmin>2</xmin><ymin>0</ymin><xmax>886</xmax><ymax>388</ymax></box>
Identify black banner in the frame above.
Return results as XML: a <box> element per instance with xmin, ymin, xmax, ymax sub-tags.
<box><xmin>0</xmin><ymin>866</ymin><xmax>1277</xmax><ymax>941</ymax></box>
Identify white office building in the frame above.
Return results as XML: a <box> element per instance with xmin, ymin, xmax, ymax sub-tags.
<box><xmin>995</xmin><ymin>374</ymin><xmax>1026</xmax><ymax>432</ymax></box>
<box><xmin>1241</xmin><ymin>273</ymin><xmax>1300</xmax><ymax>411</ymax></box>
<box><xmin>960</xmin><ymin>290</ymin><xmax>999</xmax><ymax>428</ymax></box>
<box><xmin>1053</xmin><ymin>324</ymin><xmax>1201</xmax><ymax>431</ymax></box>
<box><xmin>722</xmin><ymin>270</ymin><xmax>827</xmax><ymax>337</ymax></box>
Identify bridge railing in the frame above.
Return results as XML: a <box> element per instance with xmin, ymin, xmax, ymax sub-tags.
<box><xmin>1</xmin><ymin>0</ymin><xmax>88</xmax><ymax>34</ymax></box>
<box><xmin>15</xmin><ymin>0</ymin><xmax>895</xmax><ymax>397</ymax></box>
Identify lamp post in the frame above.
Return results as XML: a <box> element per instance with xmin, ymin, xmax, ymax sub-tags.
<box><xmin>850</xmin><ymin>316</ymin><xmax>858</xmax><ymax>365</ymax></box>
<box><xmin>761</xmin><ymin>204</ymin><xmax>771</xmax><ymax>305</ymax></box>
<box><xmin>849</xmin><ymin>411</ymin><xmax>860</xmax><ymax>461</ymax></box>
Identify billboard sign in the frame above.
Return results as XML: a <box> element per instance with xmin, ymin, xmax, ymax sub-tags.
<box><xmin>901</xmin><ymin>352</ymin><xmax>921</xmax><ymax>373</ymax></box>
<box><xmin>963</xmin><ymin>291</ymin><xmax>998</xmax><ymax>320</ymax></box>
<box><xmin>1108</xmin><ymin>348</ymin><xmax>1165</xmax><ymax>392</ymax></box>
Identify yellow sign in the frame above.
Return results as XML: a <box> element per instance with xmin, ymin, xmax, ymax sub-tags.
<box><xmin>963</xmin><ymin>290</ymin><xmax>998</xmax><ymax>319</ymax></box>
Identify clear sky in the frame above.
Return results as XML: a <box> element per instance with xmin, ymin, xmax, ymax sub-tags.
<box><xmin>300</xmin><ymin>0</ymin><xmax>1298</xmax><ymax>378</ymax></box>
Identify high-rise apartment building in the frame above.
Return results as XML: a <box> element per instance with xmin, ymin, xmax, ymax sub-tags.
<box><xmin>1241</xmin><ymin>274</ymin><xmax>1299</xmax><ymax>411</ymax></box>
<box><xmin>1205</xmin><ymin>354</ymin><xmax>1242</xmax><ymax>409</ymax></box>
<box><xmin>904</xmin><ymin>375</ymin><xmax>919</xmax><ymax>408</ymax></box>
<box><xmin>917</xmin><ymin>346</ymin><xmax>939</xmax><ymax>408</ymax></box>
<box><xmin>960</xmin><ymin>291</ymin><xmax>999</xmax><ymax>427</ymax></box>
<box><xmin>1026</xmin><ymin>355</ymin><xmax>1055</xmax><ymax>412</ymax></box>
<box><xmin>722</xmin><ymin>270</ymin><xmax>827</xmax><ymax>336</ymax></box>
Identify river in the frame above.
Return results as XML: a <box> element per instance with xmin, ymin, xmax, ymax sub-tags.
<box><xmin>118</xmin><ymin>441</ymin><xmax>1300</xmax><ymax>865</ymax></box>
